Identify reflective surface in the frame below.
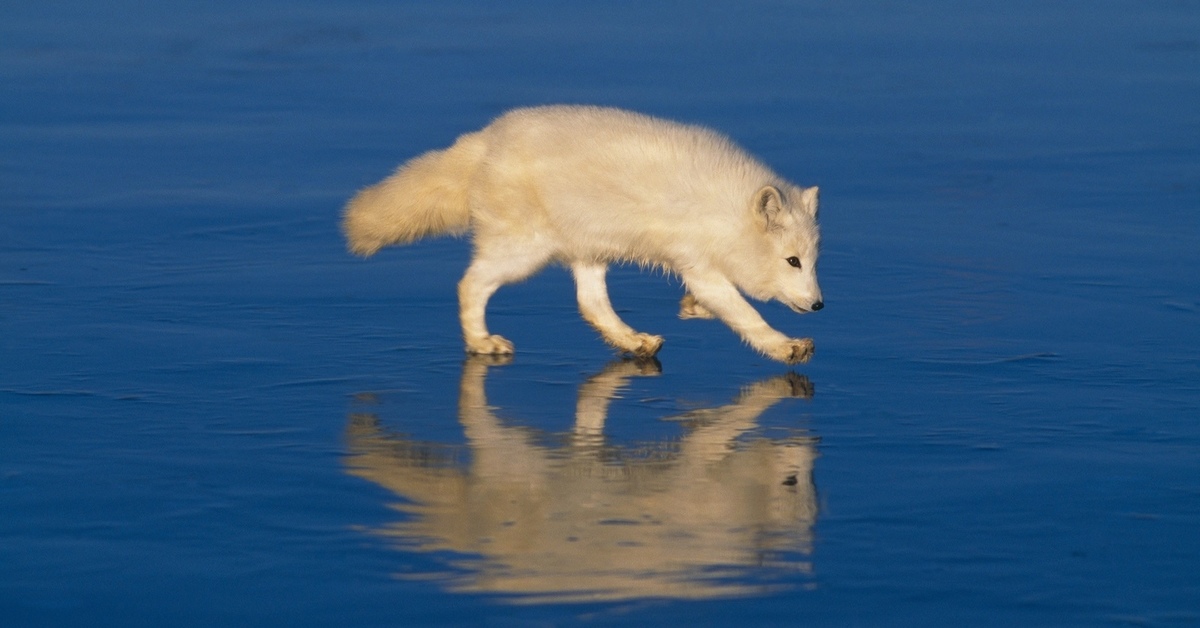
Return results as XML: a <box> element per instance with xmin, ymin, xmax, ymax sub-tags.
<box><xmin>346</xmin><ymin>357</ymin><xmax>817</xmax><ymax>603</ymax></box>
<box><xmin>3</xmin><ymin>0</ymin><xmax>1199</xmax><ymax>626</ymax></box>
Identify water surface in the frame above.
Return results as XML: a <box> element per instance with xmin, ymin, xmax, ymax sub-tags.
<box><xmin>3</xmin><ymin>0</ymin><xmax>1198</xmax><ymax>625</ymax></box>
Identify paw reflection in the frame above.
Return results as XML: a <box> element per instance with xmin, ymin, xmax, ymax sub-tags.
<box><xmin>345</xmin><ymin>357</ymin><xmax>819</xmax><ymax>603</ymax></box>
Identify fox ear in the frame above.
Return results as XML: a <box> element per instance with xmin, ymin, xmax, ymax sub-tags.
<box><xmin>800</xmin><ymin>186</ymin><xmax>819</xmax><ymax>218</ymax></box>
<box><xmin>753</xmin><ymin>185</ymin><xmax>785</xmax><ymax>230</ymax></box>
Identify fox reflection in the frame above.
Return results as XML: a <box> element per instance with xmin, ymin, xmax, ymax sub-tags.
<box><xmin>344</xmin><ymin>357</ymin><xmax>819</xmax><ymax>602</ymax></box>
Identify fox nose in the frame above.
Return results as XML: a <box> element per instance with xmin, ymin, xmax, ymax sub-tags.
<box><xmin>811</xmin><ymin>301</ymin><xmax>824</xmax><ymax>311</ymax></box>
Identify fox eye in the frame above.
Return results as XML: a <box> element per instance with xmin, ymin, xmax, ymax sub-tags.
<box><xmin>786</xmin><ymin>256</ymin><xmax>802</xmax><ymax>269</ymax></box>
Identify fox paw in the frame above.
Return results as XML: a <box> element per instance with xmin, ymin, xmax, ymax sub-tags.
<box><xmin>766</xmin><ymin>337</ymin><xmax>814</xmax><ymax>365</ymax></box>
<box><xmin>630</xmin><ymin>333</ymin><xmax>664</xmax><ymax>358</ymax></box>
<box><xmin>610</xmin><ymin>332</ymin><xmax>663</xmax><ymax>358</ymax></box>
<box><xmin>466</xmin><ymin>334</ymin><xmax>514</xmax><ymax>355</ymax></box>
<box><xmin>678</xmin><ymin>293</ymin><xmax>716</xmax><ymax>320</ymax></box>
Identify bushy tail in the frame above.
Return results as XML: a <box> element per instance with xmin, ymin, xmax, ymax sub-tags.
<box><xmin>342</xmin><ymin>131</ymin><xmax>487</xmax><ymax>256</ymax></box>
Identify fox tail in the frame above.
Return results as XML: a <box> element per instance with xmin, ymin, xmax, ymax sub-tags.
<box><xmin>342</xmin><ymin>131</ymin><xmax>486</xmax><ymax>256</ymax></box>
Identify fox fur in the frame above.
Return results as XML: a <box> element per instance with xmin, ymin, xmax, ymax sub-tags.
<box><xmin>343</xmin><ymin>105</ymin><xmax>823</xmax><ymax>364</ymax></box>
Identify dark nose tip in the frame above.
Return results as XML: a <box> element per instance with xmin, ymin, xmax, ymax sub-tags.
<box><xmin>811</xmin><ymin>301</ymin><xmax>824</xmax><ymax>311</ymax></box>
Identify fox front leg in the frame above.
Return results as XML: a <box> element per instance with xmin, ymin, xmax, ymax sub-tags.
<box><xmin>681</xmin><ymin>272</ymin><xmax>814</xmax><ymax>364</ymax></box>
<box><xmin>678</xmin><ymin>293</ymin><xmax>716</xmax><ymax>319</ymax></box>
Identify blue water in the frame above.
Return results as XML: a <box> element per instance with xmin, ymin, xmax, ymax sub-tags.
<box><xmin>3</xmin><ymin>1</ymin><xmax>1198</xmax><ymax>625</ymax></box>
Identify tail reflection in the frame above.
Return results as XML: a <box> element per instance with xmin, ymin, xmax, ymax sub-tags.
<box><xmin>345</xmin><ymin>357</ymin><xmax>819</xmax><ymax>603</ymax></box>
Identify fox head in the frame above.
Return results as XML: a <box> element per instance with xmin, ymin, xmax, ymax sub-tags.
<box><xmin>745</xmin><ymin>184</ymin><xmax>823</xmax><ymax>313</ymax></box>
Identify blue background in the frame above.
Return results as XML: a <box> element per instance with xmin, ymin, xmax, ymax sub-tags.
<box><xmin>3</xmin><ymin>1</ymin><xmax>1198</xmax><ymax>625</ymax></box>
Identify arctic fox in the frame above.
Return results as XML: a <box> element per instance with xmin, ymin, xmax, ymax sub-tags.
<box><xmin>343</xmin><ymin>105</ymin><xmax>823</xmax><ymax>364</ymax></box>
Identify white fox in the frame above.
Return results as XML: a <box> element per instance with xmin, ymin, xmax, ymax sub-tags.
<box><xmin>343</xmin><ymin>105</ymin><xmax>823</xmax><ymax>364</ymax></box>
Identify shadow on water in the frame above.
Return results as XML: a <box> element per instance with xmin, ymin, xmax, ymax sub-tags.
<box><xmin>343</xmin><ymin>356</ymin><xmax>819</xmax><ymax>604</ymax></box>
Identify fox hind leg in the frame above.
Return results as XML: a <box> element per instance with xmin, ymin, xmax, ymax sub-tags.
<box><xmin>458</xmin><ymin>247</ymin><xmax>551</xmax><ymax>355</ymax></box>
<box><xmin>572</xmin><ymin>262</ymin><xmax>663</xmax><ymax>357</ymax></box>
